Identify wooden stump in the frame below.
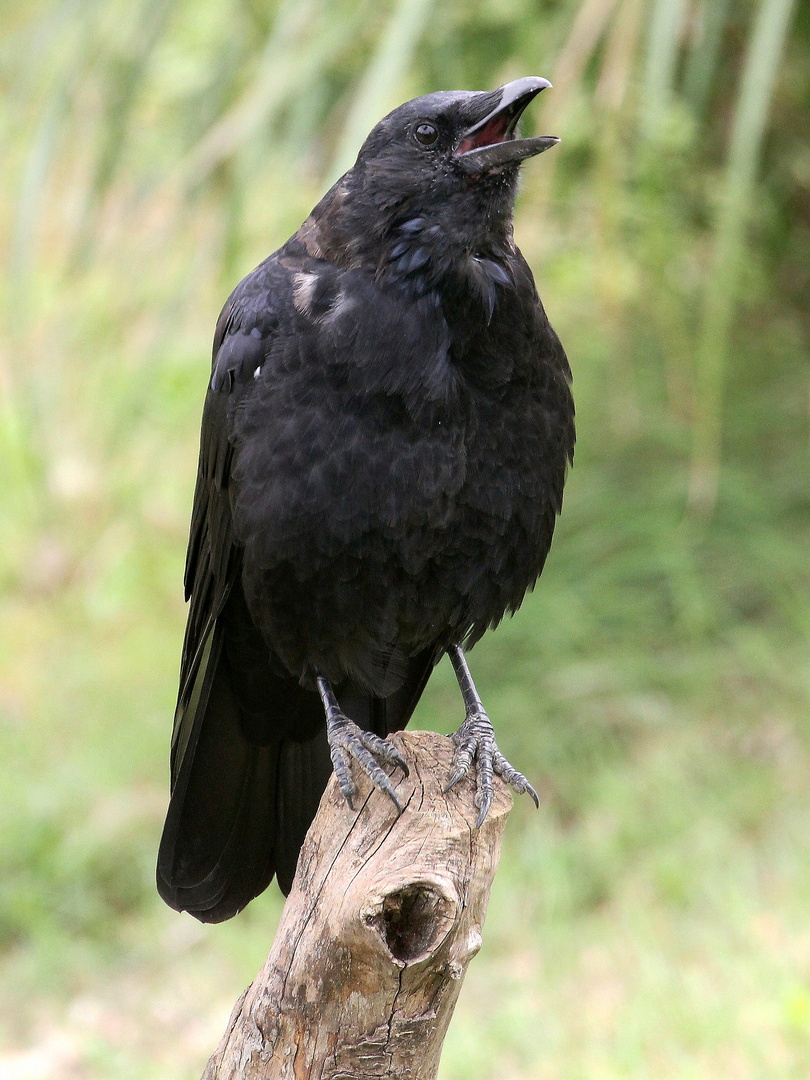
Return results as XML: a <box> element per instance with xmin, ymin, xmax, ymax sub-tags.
<box><xmin>202</xmin><ymin>729</ymin><xmax>513</xmax><ymax>1080</ymax></box>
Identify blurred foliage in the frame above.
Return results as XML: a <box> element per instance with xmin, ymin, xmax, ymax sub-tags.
<box><xmin>1</xmin><ymin>0</ymin><xmax>809</xmax><ymax>1077</ymax></box>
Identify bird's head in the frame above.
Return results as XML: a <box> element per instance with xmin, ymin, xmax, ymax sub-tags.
<box><xmin>308</xmin><ymin>78</ymin><xmax>558</xmax><ymax>272</ymax></box>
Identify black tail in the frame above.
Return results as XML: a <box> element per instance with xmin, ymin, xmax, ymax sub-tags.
<box><xmin>157</xmin><ymin>618</ymin><xmax>273</xmax><ymax>921</ymax></box>
<box><xmin>156</xmin><ymin>582</ymin><xmax>326</xmax><ymax>922</ymax></box>
<box><xmin>157</xmin><ymin>586</ymin><xmax>440</xmax><ymax>922</ymax></box>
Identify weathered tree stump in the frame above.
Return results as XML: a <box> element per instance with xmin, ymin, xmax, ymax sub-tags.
<box><xmin>202</xmin><ymin>729</ymin><xmax>512</xmax><ymax>1080</ymax></box>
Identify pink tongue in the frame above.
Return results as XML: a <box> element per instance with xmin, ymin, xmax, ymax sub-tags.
<box><xmin>457</xmin><ymin>115</ymin><xmax>510</xmax><ymax>154</ymax></box>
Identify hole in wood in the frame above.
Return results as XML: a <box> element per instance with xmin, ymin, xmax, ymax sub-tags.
<box><xmin>374</xmin><ymin>884</ymin><xmax>455</xmax><ymax>964</ymax></box>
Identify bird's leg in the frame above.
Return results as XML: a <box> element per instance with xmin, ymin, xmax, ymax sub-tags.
<box><xmin>316</xmin><ymin>674</ymin><xmax>409</xmax><ymax>813</ymax></box>
<box><xmin>445</xmin><ymin>644</ymin><xmax>540</xmax><ymax>827</ymax></box>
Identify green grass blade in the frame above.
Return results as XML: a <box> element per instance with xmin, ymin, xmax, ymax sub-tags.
<box><xmin>70</xmin><ymin>0</ymin><xmax>178</xmax><ymax>270</ymax></box>
<box><xmin>640</xmin><ymin>0</ymin><xmax>688</xmax><ymax>138</ymax></box>
<box><xmin>683</xmin><ymin>0</ymin><xmax>732</xmax><ymax>116</ymax></box>
<box><xmin>328</xmin><ymin>0</ymin><xmax>435</xmax><ymax>181</ymax></box>
<box><xmin>9</xmin><ymin>82</ymin><xmax>69</xmax><ymax>290</ymax></box>
<box><xmin>7</xmin><ymin>0</ymin><xmax>99</xmax><ymax>294</ymax></box>
<box><xmin>180</xmin><ymin>0</ymin><xmax>363</xmax><ymax>187</ymax></box>
<box><xmin>688</xmin><ymin>0</ymin><xmax>798</xmax><ymax>514</ymax></box>
<box><xmin>595</xmin><ymin>0</ymin><xmax>645</xmax><ymax>112</ymax></box>
<box><xmin>544</xmin><ymin>0</ymin><xmax>622</xmax><ymax>126</ymax></box>
<box><xmin>535</xmin><ymin>0</ymin><xmax>621</xmax><ymax>207</ymax></box>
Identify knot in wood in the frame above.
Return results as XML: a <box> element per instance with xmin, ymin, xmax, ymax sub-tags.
<box><xmin>362</xmin><ymin>881</ymin><xmax>457</xmax><ymax>966</ymax></box>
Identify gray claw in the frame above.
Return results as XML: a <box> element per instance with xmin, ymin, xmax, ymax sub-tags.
<box><xmin>446</xmin><ymin>710</ymin><xmax>538</xmax><ymax>826</ymax></box>
<box><xmin>443</xmin><ymin>737</ymin><xmax>475</xmax><ymax>793</ymax></box>
<box><xmin>358</xmin><ymin>730</ymin><xmax>410</xmax><ymax>777</ymax></box>
<box><xmin>474</xmin><ymin>788</ymin><xmax>493</xmax><ymax>830</ymax></box>
<box><xmin>331</xmin><ymin>745</ymin><xmax>358</xmax><ymax>809</ymax></box>
<box><xmin>443</xmin><ymin>769</ymin><xmax>465</xmax><ymax>794</ymax></box>
<box><xmin>493</xmin><ymin>749</ymin><xmax>540</xmax><ymax>807</ymax></box>
<box><xmin>327</xmin><ymin>713</ymin><xmax>406</xmax><ymax>813</ymax></box>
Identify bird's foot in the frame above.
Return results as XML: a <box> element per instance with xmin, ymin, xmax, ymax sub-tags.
<box><xmin>445</xmin><ymin>709</ymin><xmax>539</xmax><ymax>827</ymax></box>
<box><xmin>326</xmin><ymin>709</ymin><xmax>409</xmax><ymax>813</ymax></box>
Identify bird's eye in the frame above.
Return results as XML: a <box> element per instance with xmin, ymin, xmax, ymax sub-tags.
<box><xmin>413</xmin><ymin>122</ymin><xmax>439</xmax><ymax>147</ymax></box>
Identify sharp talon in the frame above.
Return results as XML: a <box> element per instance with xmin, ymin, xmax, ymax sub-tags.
<box><xmin>382</xmin><ymin>743</ymin><xmax>409</xmax><ymax>776</ymax></box>
<box><xmin>338</xmin><ymin>779</ymin><xmax>357</xmax><ymax>808</ymax></box>
<box><xmin>391</xmin><ymin>752</ymin><xmax>409</xmax><ymax>777</ymax></box>
<box><xmin>376</xmin><ymin>773</ymin><xmax>403</xmax><ymax>812</ymax></box>
<box><xmin>335</xmin><ymin>769</ymin><xmax>356</xmax><ymax>809</ymax></box>
<box><xmin>447</xmin><ymin>707</ymin><xmax>538</xmax><ymax>825</ymax></box>
<box><xmin>475</xmin><ymin>798</ymin><xmax>492</xmax><ymax>829</ymax></box>
<box><xmin>475</xmin><ymin>766</ymin><xmax>493</xmax><ymax>827</ymax></box>
<box><xmin>444</xmin><ymin>768</ymin><xmax>465</xmax><ymax>793</ymax></box>
<box><xmin>324</xmin><ymin>706</ymin><xmax>408</xmax><ymax>813</ymax></box>
<box><xmin>357</xmin><ymin>731</ymin><xmax>409</xmax><ymax>778</ymax></box>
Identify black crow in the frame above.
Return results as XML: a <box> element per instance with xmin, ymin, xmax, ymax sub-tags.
<box><xmin>157</xmin><ymin>77</ymin><xmax>575</xmax><ymax>922</ymax></box>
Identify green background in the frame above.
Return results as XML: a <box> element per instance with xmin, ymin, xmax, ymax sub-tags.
<box><xmin>1</xmin><ymin>0</ymin><xmax>809</xmax><ymax>1075</ymax></box>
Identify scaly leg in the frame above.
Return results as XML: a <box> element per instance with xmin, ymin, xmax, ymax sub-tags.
<box><xmin>445</xmin><ymin>645</ymin><xmax>539</xmax><ymax>827</ymax></box>
<box><xmin>316</xmin><ymin>675</ymin><xmax>409</xmax><ymax>812</ymax></box>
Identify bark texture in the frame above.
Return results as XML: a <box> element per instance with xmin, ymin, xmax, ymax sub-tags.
<box><xmin>202</xmin><ymin>729</ymin><xmax>512</xmax><ymax>1080</ymax></box>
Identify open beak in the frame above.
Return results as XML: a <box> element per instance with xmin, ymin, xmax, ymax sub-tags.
<box><xmin>456</xmin><ymin>76</ymin><xmax>559</xmax><ymax>172</ymax></box>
